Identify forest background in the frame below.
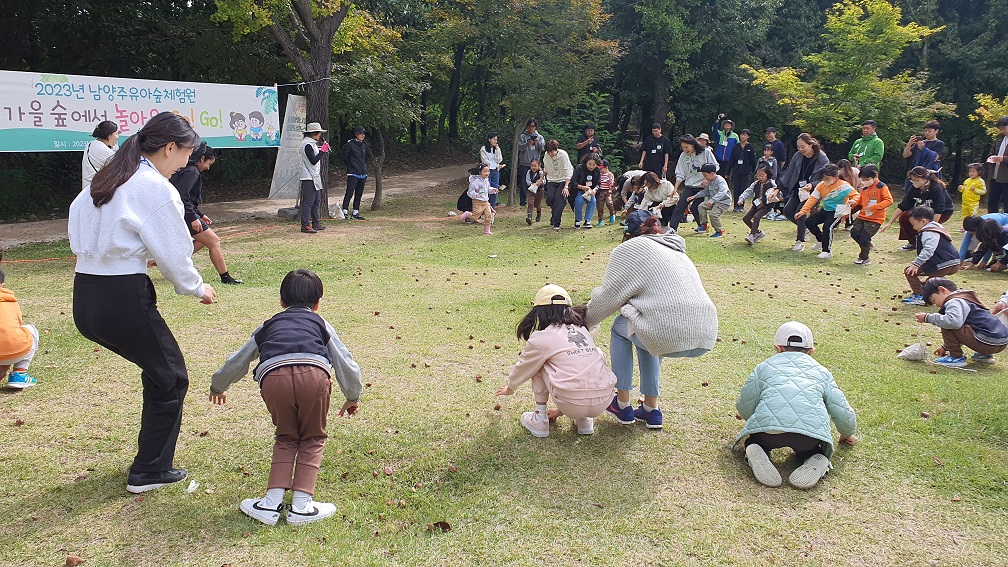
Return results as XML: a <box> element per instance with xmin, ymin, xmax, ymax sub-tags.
<box><xmin>1</xmin><ymin>0</ymin><xmax>1007</xmax><ymax>219</ymax></box>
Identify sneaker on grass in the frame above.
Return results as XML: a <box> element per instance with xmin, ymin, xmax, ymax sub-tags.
<box><xmin>5</xmin><ymin>371</ymin><xmax>37</xmax><ymax>389</ymax></box>
<box><xmin>287</xmin><ymin>500</ymin><xmax>337</xmax><ymax>526</ymax></box>
<box><xmin>126</xmin><ymin>468</ymin><xmax>188</xmax><ymax>494</ymax></box>
<box><xmin>605</xmin><ymin>395</ymin><xmax>635</xmax><ymax>425</ymax></box>
<box><xmin>788</xmin><ymin>454</ymin><xmax>830</xmax><ymax>489</ymax></box>
<box><xmin>970</xmin><ymin>353</ymin><xmax>996</xmax><ymax>364</ymax></box>
<box><xmin>745</xmin><ymin>444</ymin><xmax>782</xmax><ymax>487</ymax></box>
<box><xmin>792</xmin><ymin>241</ymin><xmax>805</xmax><ymax>252</ymax></box>
<box><xmin>934</xmin><ymin>354</ymin><xmax>967</xmax><ymax>368</ymax></box>
<box><xmin>854</xmin><ymin>258</ymin><xmax>870</xmax><ymax>265</ymax></box>
<box><xmin>574</xmin><ymin>417</ymin><xmax>594</xmax><ymax>435</ymax></box>
<box><xmin>811</xmin><ymin>241</ymin><xmax>822</xmax><ymax>252</ymax></box>
<box><xmin>901</xmin><ymin>294</ymin><xmax>925</xmax><ymax>305</ymax></box>
<box><xmin>240</xmin><ymin>498</ymin><xmax>284</xmax><ymax>526</ymax></box>
<box><xmin>633</xmin><ymin>404</ymin><xmax>663</xmax><ymax>429</ymax></box>
<box><xmin>899</xmin><ymin>243</ymin><xmax>916</xmax><ymax>251</ymax></box>
<box><xmin>520</xmin><ymin>410</ymin><xmax>549</xmax><ymax>438</ymax></box>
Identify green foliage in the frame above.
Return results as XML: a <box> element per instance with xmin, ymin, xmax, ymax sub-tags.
<box><xmin>540</xmin><ymin>92</ymin><xmax>625</xmax><ymax>170</ymax></box>
<box><xmin>971</xmin><ymin>94</ymin><xmax>1008</xmax><ymax>138</ymax></box>
<box><xmin>745</xmin><ymin>0</ymin><xmax>954</xmax><ymax>147</ymax></box>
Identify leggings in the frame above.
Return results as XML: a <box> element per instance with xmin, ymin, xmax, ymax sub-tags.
<box><xmin>668</xmin><ymin>186</ymin><xmax>702</xmax><ymax>230</ymax></box>
<box><xmin>783</xmin><ymin>192</ymin><xmax>808</xmax><ymax>242</ymax></box>
<box><xmin>806</xmin><ymin>208</ymin><xmax>838</xmax><ymax>252</ymax></box>
<box><xmin>743</xmin><ymin>204</ymin><xmax>771</xmax><ymax>234</ymax></box>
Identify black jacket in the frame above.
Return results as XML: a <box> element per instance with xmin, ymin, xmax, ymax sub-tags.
<box><xmin>343</xmin><ymin>138</ymin><xmax>368</xmax><ymax>176</ymax></box>
<box><xmin>169</xmin><ymin>165</ymin><xmax>204</xmax><ymax>224</ymax></box>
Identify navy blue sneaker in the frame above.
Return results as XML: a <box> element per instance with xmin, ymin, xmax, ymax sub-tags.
<box><xmin>633</xmin><ymin>405</ymin><xmax>663</xmax><ymax>429</ymax></box>
<box><xmin>605</xmin><ymin>395</ymin><xmax>635</xmax><ymax>425</ymax></box>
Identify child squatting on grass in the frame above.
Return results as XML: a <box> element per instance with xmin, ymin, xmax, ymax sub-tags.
<box><xmin>0</xmin><ymin>253</ymin><xmax>40</xmax><ymax>389</ymax></box>
<box><xmin>902</xmin><ymin>206</ymin><xmax>961</xmax><ymax>306</ymax></box>
<box><xmin>915</xmin><ymin>278</ymin><xmax>1008</xmax><ymax>368</ymax></box>
<box><xmin>495</xmin><ymin>284</ymin><xmax>617</xmax><ymax>437</ymax></box>
<box><xmin>208</xmin><ymin>269</ymin><xmax>362</xmax><ymax>526</ymax></box>
<box><xmin>734</xmin><ymin>322</ymin><xmax>858</xmax><ymax>489</ymax></box>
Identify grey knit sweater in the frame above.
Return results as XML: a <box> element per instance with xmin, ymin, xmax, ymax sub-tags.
<box><xmin>585</xmin><ymin>233</ymin><xmax>718</xmax><ymax>357</ymax></box>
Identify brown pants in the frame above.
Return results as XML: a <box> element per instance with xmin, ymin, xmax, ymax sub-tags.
<box><xmin>897</xmin><ymin>210</ymin><xmax>953</xmax><ymax>242</ymax></box>
<box><xmin>906</xmin><ymin>264</ymin><xmax>960</xmax><ymax>295</ymax></box>
<box><xmin>472</xmin><ymin>199</ymin><xmax>493</xmax><ymax>225</ymax></box>
<box><xmin>260</xmin><ymin>365</ymin><xmax>332</xmax><ymax>494</ymax></box>
<box><xmin>941</xmin><ymin>325</ymin><xmax>1008</xmax><ymax>358</ymax></box>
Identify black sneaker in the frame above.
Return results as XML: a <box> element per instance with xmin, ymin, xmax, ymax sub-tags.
<box><xmin>220</xmin><ymin>274</ymin><xmax>243</xmax><ymax>285</ymax></box>
<box><xmin>127</xmin><ymin>468</ymin><xmax>188</xmax><ymax>493</ymax></box>
<box><xmin>535</xmin><ymin>211</ymin><xmax>541</xmax><ymax>222</ymax></box>
<box><xmin>899</xmin><ymin>243</ymin><xmax>916</xmax><ymax>251</ymax></box>
<box><xmin>526</xmin><ymin>213</ymin><xmax>532</xmax><ymax>225</ymax></box>
<box><xmin>351</xmin><ymin>213</ymin><xmax>366</xmax><ymax>221</ymax></box>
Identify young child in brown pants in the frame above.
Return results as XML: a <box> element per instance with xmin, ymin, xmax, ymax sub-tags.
<box><xmin>209</xmin><ymin>269</ymin><xmax>362</xmax><ymax>526</ymax></box>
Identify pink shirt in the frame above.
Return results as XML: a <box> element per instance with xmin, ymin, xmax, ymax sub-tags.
<box><xmin>507</xmin><ymin>324</ymin><xmax>616</xmax><ymax>402</ymax></box>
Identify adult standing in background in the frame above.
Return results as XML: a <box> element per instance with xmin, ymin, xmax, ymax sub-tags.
<box><xmin>726</xmin><ymin>129</ymin><xmax>758</xmax><ymax>212</ymax></box>
<box><xmin>517</xmin><ymin>119</ymin><xmax>545</xmax><ymax>208</ymax></box>
<box><xmin>299</xmin><ymin>123</ymin><xmax>330</xmax><ymax>233</ymax></box>
<box><xmin>542</xmin><ymin>139</ymin><xmax>574</xmax><ymax>231</ymax></box>
<box><xmin>780</xmin><ymin>133</ymin><xmax>830</xmax><ymax>251</ymax></box>
<box><xmin>902</xmin><ymin>120</ymin><xmax>946</xmax><ymax>176</ymax></box>
<box><xmin>638</xmin><ymin>123</ymin><xmax>671</xmax><ymax>178</ymax></box>
<box><xmin>713</xmin><ymin>114</ymin><xmax>740</xmax><ymax>174</ymax></box>
<box><xmin>575</xmin><ymin>123</ymin><xmax>602</xmax><ymax>164</ymax></box>
<box><xmin>68</xmin><ymin>112</ymin><xmax>216</xmax><ymax>494</ymax></box>
<box><xmin>342</xmin><ymin>127</ymin><xmax>368</xmax><ymax>221</ymax></box>
<box><xmin>985</xmin><ymin>115</ymin><xmax>1008</xmax><ymax>213</ymax></box>
<box><xmin>81</xmin><ymin>120</ymin><xmax>120</xmax><ymax>190</ymax></box>
<box><xmin>849</xmin><ymin>120</ymin><xmax>884</xmax><ymax>167</ymax></box>
<box><xmin>480</xmin><ymin>132</ymin><xmax>505</xmax><ymax>208</ymax></box>
<box><xmin>668</xmin><ymin>134</ymin><xmax>719</xmax><ymax>232</ymax></box>
<box><xmin>764</xmin><ymin>127</ymin><xmax>787</xmax><ymax>170</ymax></box>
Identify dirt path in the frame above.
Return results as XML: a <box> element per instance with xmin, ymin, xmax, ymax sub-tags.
<box><xmin>0</xmin><ymin>164</ymin><xmax>471</xmax><ymax>249</ymax></box>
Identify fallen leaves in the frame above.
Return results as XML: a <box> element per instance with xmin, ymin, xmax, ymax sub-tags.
<box><xmin>65</xmin><ymin>555</ymin><xmax>84</xmax><ymax>566</ymax></box>
<box><xmin>428</xmin><ymin>521</ymin><xmax>452</xmax><ymax>533</ymax></box>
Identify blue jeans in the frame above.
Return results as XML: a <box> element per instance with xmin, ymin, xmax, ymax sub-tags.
<box><xmin>489</xmin><ymin>169</ymin><xmax>500</xmax><ymax>208</ymax></box>
<box><xmin>574</xmin><ymin>191</ymin><xmax>596</xmax><ymax>225</ymax></box>
<box><xmin>609</xmin><ymin>315</ymin><xmax>661</xmax><ymax>397</ymax></box>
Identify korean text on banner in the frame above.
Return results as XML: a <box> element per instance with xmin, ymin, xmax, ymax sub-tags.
<box><xmin>268</xmin><ymin>95</ymin><xmax>307</xmax><ymax>200</ymax></box>
<box><xmin>0</xmin><ymin>70</ymin><xmax>280</xmax><ymax>152</ymax></box>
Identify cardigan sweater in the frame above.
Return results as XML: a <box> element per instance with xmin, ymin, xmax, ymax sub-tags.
<box><xmin>585</xmin><ymin>233</ymin><xmax>718</xmax><ymax>357</ymax></box>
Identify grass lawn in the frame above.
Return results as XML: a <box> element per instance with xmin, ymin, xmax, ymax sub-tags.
<box><xmin>1</xmin><ymin>184</ymin><xmax>1006</xmax><ymax>566</ymax></box>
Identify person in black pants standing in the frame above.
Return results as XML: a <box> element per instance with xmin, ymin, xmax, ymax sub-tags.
<box><xmin>638</xmin><ymin>122</ymin><xmax>671</xmax><ymax>178</ymax></box>
<box><xmin>342</xmin><ymin>127</ymin><xmax>369</xmax><ymax>221</ymax></box>
<box><xmin>68</xmin><ymin>112</ymin><xmax>217</xmax><ymax>494</ymax></box>
<box><xmin>987</xmin><ymin>115</ymin><xmax>1008</xmax><ymax>213</ymax></box>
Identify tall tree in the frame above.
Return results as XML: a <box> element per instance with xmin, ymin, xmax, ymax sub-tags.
<box><xmin>215</xmin><ymin>0</ymin><xmax>351</xmax><ymax>214</ymax></box>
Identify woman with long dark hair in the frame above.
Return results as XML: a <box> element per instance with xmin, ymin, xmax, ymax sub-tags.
<box><xmin>881</xmin><ymin>166</ymin><xmax>954</xmax><ymax>249</ymax></box>
<box><xmin>81</xmin><ymin>120</ymin><xmax>120</xmax><ymax>190</ymax></box>
<box><xmin>69</xmin><ymin>112</ymin><xmax>216</xmax><ymax>494</ymax></box>
<box><xmin>779</xmin><ymin>133</ymin><xmax>830</xmax><ymax>251</ymax></box>
<box><xmin>479</xmin><ymin>132</ymin><xmax>505</xmax><ymax>208</ymax></box>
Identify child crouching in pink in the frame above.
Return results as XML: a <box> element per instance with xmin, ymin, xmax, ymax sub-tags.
<box><xmin>496</xmin><ymin>284</ymin><xmax>617</xmax><ymax>437</ymax></box>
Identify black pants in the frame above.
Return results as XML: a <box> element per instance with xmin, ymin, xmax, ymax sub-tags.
<box><xmin>745</xmin><ymin>432</ymin><xmax>824</xmax><ymax>462</ymax></box>
<box><xmin>743</xmin><ymin>204</ymin><xmax>771</xmax><ymax>234</ymax></box>
<box><xmin>806</xmin><ymin>208</ymin><xmax>837</xmax><ymax>252</ymax></box>
<box><xmin>516</xmin><ymin>165</ymin><xmax>530</xmax><ymax>206</ymax></box>
<box><xmin>850</xmin><ymin>218</ymin><xmax>881</xmax><ymax>260</ymax></box>
<box><xmin>783</xmin><ymin>192</ymin><xmax>808</xmax><ymax>242</ymax></box>
<box><xmin>342</xmin><ymin>175</ymin><xmax>367</xmax><ymax>213</ymax></box>
<box><xmin>300</xmin><ymin>180</ymin><xmax>320</xmax><ymax>227</ymax></box>
<box><xmin>545</xmin><ymin>181</ymin><xmax>573</xmax><ymax>228</ymax></box>
<box><xmin>73</xmin><ymin>273</ymin><xmax>189</xmax><ymax>474</ymax></box>
<box><xmin>990</xmin><ymin>180</ymin><xmax>1008</xmax><ymax>213</ymax></box>
<box><xmin>669</xmin><ymin>185</ymin><xmax>702</xmax><ymax>230</ymax></box>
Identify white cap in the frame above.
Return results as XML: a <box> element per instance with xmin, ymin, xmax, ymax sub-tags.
<box><xmin>774</xmin><ymin>321</ymin><xmax>814</xmax><ymax>349</ymax></box>
<box><xmin>304</xmin><ymin>122</ymin><xmax>327</xmax><ymax>133</ymax></box>
<box><xmin>533</xmin><ymin>284</ymin><xmax>572</xmax><ymax>307</ymax></box>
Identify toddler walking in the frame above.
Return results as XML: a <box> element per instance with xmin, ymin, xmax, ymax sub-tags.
<box><xmin>525</xmin><ymin>158</ymin><xmax>544</xmax><ymax>225</ymax></box>
<box><xmin>958</xmin><ymin>163</ymin><xmax>986</xmax><ymax>220</ymax></box>
<box><xmin>209</xmin><ymin>269</ymin><xmax>362</xmax><ymax>526</ymax></box>
<box><xmin>495</xmin><ymin>285</ymin><xmax>616</xmax><ymax>437</ymax></box>
<box><xmin>849</xmin><ymin>164</ymin><xmax>893</xmax><ymax>265</ymax></box>
<box><xmin>735</xmin><ymin>322</ymin><xmax>857</xmax><ymax>488</ymax></box>
<box><xmin>0</xmin><ymin>254</ymin><xmax>39</xmax><ymax>389</ymax></box>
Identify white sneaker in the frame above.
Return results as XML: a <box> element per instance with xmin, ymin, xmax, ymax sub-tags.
<box><xmin>286</xmin><ymin>499</ymin><xmax>337</xmax><ymax>526</ymax></box>
<box><xmin>240</xmin><ymin>498</ymin><xmax>283</xmax><ymax>526</ymax></box>
<box><xmin>754</xmin><ymin>230</ymin><xmax>766</xmax><ymax>242</ymax></box>
<box><xmin>817</xmin><ymin>251</ymin><xmax>832</xmax><ymax>259</ymax></box>
<box><xmin>574</xmin><ymin>417</ymin><xmax>594</xmax><ymax>435</ymax></box>
<box><xmin>744</xmin><ymin>233</ymin><xmax>756</xmax><ymax>245</ymax></box>
<box><xmin>520</xmin><ymin>410</ymin><xmax>550</xmax><ymax>438</ymax></box>
<box><xmin>788</xmin><ymin>454</ymin><xmax>830</xmax><ymax>489</ymax></box>
<box><xmin>811</xmin><ymin>242</ymin><xmax>822</xmax><ymax>252</ymax></box>
<box><xmin>745</xmin><ymin>444</ymin><xmax>782</xmax><ymax>487</ymax></box>
<box><xmin>792</xmin><ymin>241</ymin><xmax>805</xmax><ymax>252</ymax></box>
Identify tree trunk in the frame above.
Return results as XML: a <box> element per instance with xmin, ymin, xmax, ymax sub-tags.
<box><xmin>619</xmin><ymin>98</ymin><xmax>633</xmax><ymax>135</ymax></box>
<box><xmin>653</xmin><ymin>74</ymin><xmax>669</xmax><ymax>129</ymax></box>
<box><xmin>439</xmin><ymin>44</ymin><xmax>464</xmax><ymax>145</ymax></box>
<box><xmin>510</xmin><ymin>118</ymin><xmax>527</xmax><ymax>206</ymax></box>
<box><xmin>420</xmin><ymin>90</ymin><xmax>428</xmax><ymax>143</ymax></box>
<box><xmin>608</xmin><ymin>86</ymin><xmax>622</xmax><ymax>132</ymax></box>
<box><xmin>371</xmin><ymin>126</ymin><xmax>386</xmax><ymax>211</ymax></box>
<box><xmin>304</xmin><ymin>77</ymin><xmax>332</xmax><ymax>217</ymax></box>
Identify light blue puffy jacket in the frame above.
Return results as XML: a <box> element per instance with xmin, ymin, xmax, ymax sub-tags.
<box><xmin>734</xmin><ymin>351</ymin><xmax>857</xmax><ymax>459</ymax></box>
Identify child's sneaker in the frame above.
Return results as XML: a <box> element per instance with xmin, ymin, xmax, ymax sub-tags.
<box><xmin>286</xmin><ymin>499</ymin><xmax>337</xmax><ymax>526</ymax></box>
<box><xmin>596</xmin><ymin>220</ymin><xmax>605</xmax><ymax>227</ymax></box>
<box><xmin>709</xmin><ymin>230</ymin><xmax>724</xmax><ymax>238</ymax></box>
<box><xmin>574</xmin><ymin>417</ymin><xmax>594</xmax><ymax>435</ymax></box>
<box><xmin>753</xmin><ymin>230</ymin><xmax>766</xmax><ymax>242</ymax></box>
<box><xmin>520</xmin><ymin>410</ymin><xmax>549</xmax><ymax>438</ymax></box>
<box><xmin>5</xmin><ymin>371</ymin><xmax>37</xmax><ymax>389</ymax></box>
<box><xmin>854</xmin><ymin>258</ymin><xmax>870</xmax><ymax>265</ymax></box>
<box><xmin>583</xmin><ymin>222</ymin><xmax>593</xmax><ymax>229</ymax></box>
<box><xmin>811</xmin><ymin>241</ymin><xmax>822</xmax><ymax>252</ymax></box>
<box><xmin>970</xmin><ymin>353</ymin><xmax>996</xmax><ymax>364</ymax></box>
<box><xmin>934</xmin><ymin>354</ymin><xmax>967</xmax><ymax>368</ymax></box>
<box><xmin>788</xmin><ymin>454</ymin><xmax>830</xmax><ymax>489</ymax></box>
<box><xmin>609</xmin><ymin>215</ymin><xmax>616</xmax><ymax>224</ymax></box>
<box><xmin>605</xmin><ymin>395</ymin><xmax>635</xmax><ymax>425</ymax></box>
<box><xmin>899</xmin><ymin>243</ymin><xmax>916</xmax><ymax>251</ymax></box>
<box><xmin>817</xmin><ymin>251</ymin><xmax>832</xmax><ymax>259</ymax></box>
<box><xmin>744</xmin><ymin>233</ymin><xmax>756</xmax><ymax>245</ymax></box>
<box><xmin>240</xmin><ymin>498</ymin><xmax>283</xmax><ymax>526</ymax></box>
<box><xmin>633</xmin><ymin>404</ymin><xmax>663</xmax><ymax>429</ymax></box>
<box><xmin>694</xmin><ymin>224</ymin><xmax>708</xmax><ymax>234</ymax></box>
<box><xmin>792</xmin><ymin>240</ymin><xmax>805</xmax><ymax>252</ymax></box>
<box><xmin>745</xmin><ymin>444</ymin><xmax>782</xmax><ymax>487</ymax></box>
<box><xmin>901</xmin><ymin>294</ymin><xmax>925</xmax><ymax>305</ymax></box>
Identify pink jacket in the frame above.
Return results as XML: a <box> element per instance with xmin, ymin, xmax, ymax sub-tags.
<box><xmin>507</xmin><ymin>324</ymin><xmax>616</xmax><ymax>402</ymax></box>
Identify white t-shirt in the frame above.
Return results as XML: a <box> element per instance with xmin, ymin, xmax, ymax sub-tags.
<box><xmin>81</xmin><ymin>140</ymin><xmax>118</xmax><ymax>190</ymax></box>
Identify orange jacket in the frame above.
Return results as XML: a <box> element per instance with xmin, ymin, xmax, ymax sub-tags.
<box><xmin>0</xmin><ymin>286</ymin><xmax>32</xmax><ymax>361</ymax></box>
<box><xmin>853</xmin><ymin>181</ymin><xmax>893</xmax><ymax>224</ymax></box>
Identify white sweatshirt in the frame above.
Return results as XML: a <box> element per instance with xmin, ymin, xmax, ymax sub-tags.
<box><xmin>68</xmin><ymin>161</ymin><xmax>205</xmax><ymax>298</ymax></box>
<box><xmin>81</xmin><ymin>140</ymin><xmax>117</xmax><ymax>190</ymax></box>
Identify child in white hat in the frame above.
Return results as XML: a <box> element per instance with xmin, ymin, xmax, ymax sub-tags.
<box><xmin>495</xmin><ymin>284</ymin><xmax>617</xmax><ymax>437</ymax></box>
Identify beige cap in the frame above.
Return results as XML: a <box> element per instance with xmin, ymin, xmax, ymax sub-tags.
<box><xmin>774</xmin><ymin>321</ymin><xmax>814</xmax><ymax>348</ymax></box>
<box><xmin>533</xmin><ymin>284</ymin><xmax>572</xmax><ymax>307</ymax></box>
<box><xmin>697</xmin><ymin>133</ymin><xmax>711</xmax><ymax>141</ymax></box>
<box><xmin>304</xmin><ymin>122</ymin><xmax>327</xmax><ymax>133</ymax></box>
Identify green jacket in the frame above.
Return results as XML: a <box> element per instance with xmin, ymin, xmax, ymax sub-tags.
<box><xmin>849</xmin><ymin>134</ymin><xmax>884</xmax><ymax>167</ymax></box>
<box><xmin>734</xmin><ymin>351</ymin><xmax>857</xmax><ymax>460</ymax></box>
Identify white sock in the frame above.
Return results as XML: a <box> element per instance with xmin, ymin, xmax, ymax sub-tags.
<box><xmin>534</xmin><ymin>404</ymin><xmax>547</xmax><ymax>417</ymax></box>
<box><xmin>353</xmin><ymin>210</ymin><xmax>359</xmax><ymax>215</ymax></box>
<box><xmin>643</xmin><ymin>403</ymin><xmax>656</xmax><ymax>412</ymax></box>
<box><xmin>260</xmin><ymin>487</ymin><xmax>285</xmax><ymax>509</ymax></box>
<box><xmin>292</xmin><ymin>490</ymin><xmax>313</xmax><ymax>512</ymax></box>
<box><xmin>617</xmin><ymin>399</ymin><xmax>632</xmax><ymax>410</ymax></box>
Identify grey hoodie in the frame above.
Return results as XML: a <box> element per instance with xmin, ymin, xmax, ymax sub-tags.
<box><xmin>518</xmin><ymin>132</ymin><xmax>546</xmax><ymax>167</ymax></box>
<box><xmin>586</xmin><ymin>234</ymin><xmax>718</xmax><ymax>357</ymax></box>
